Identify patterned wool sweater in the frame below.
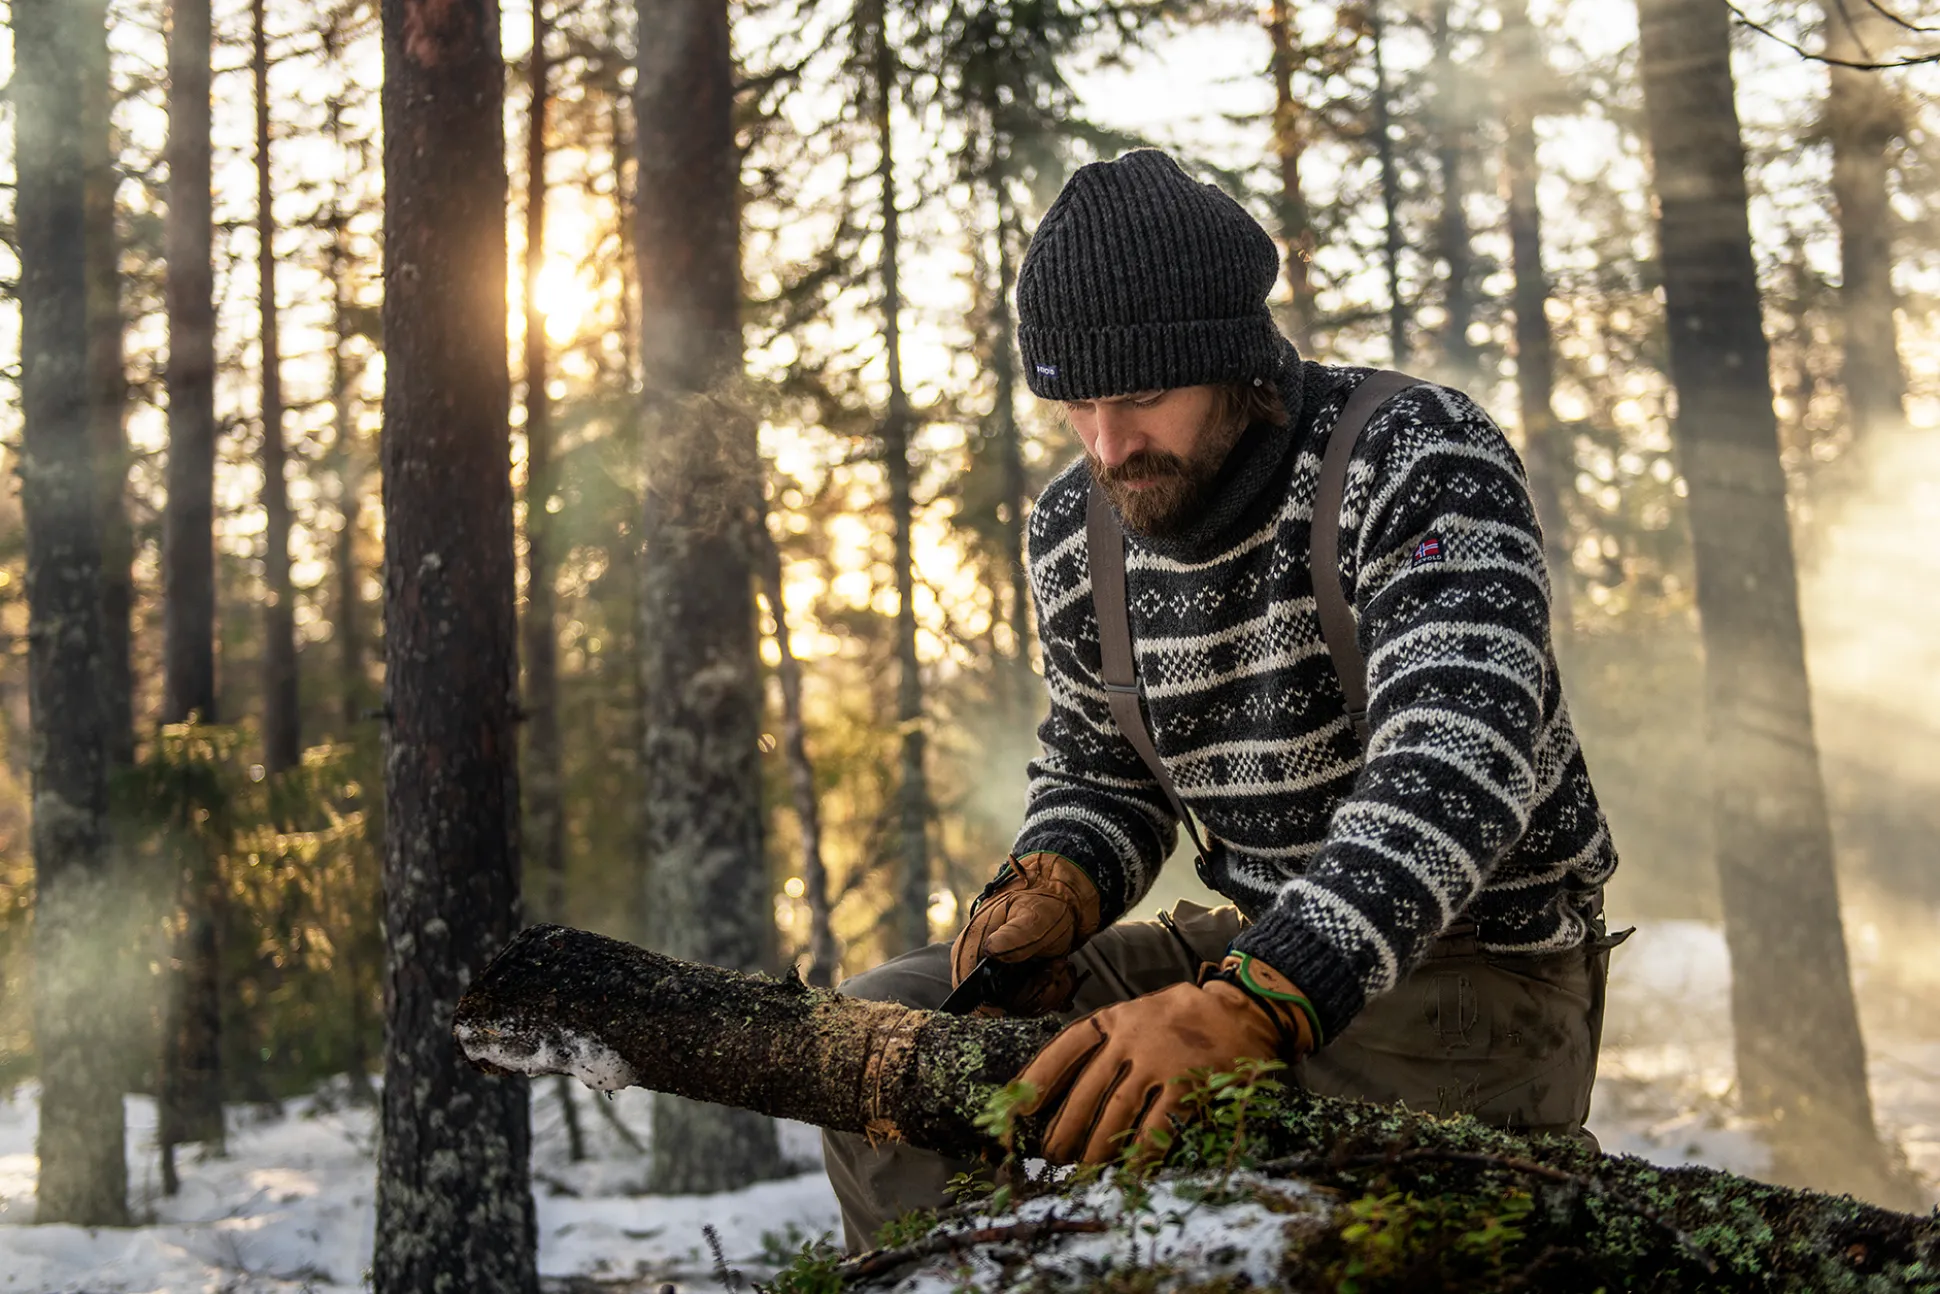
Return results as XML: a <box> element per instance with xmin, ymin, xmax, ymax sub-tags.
<box><xmin>1014</xmin><ymin>358</ymin><xmax>1618</xmax><ymax>1040</ymax></box>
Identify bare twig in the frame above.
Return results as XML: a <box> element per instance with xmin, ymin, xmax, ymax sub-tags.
<box><xmin>839</xmin><ymin>1216</ymin><xmax>1111</xmax><ymax>1281</ymax></box>
<box><xmin>1724</xmin><ymin>0</ymin><xmax>1940</xmax><ymax>67</ymax></box>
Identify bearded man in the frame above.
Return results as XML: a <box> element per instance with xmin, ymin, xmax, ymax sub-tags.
<box><xmin>822</xmin><ymin>149</ymin><xmax>1623</xmax><ymax>1251</ymax></box>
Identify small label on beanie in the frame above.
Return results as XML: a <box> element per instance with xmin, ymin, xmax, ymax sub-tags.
<box><xmin>1036</xmin><ymin>364</ymin><xmax>1059</xmax><ymax>378</ymax></box>
<box><xmin>1411</xmin><ymin>536</ymin><xmax>1444</xmax><ymax>567</ymax></box>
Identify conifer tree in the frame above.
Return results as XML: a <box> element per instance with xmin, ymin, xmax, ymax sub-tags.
<box><xmin>635</xmin><ymin>0</ymin><xmax>785</xmax><ymax>1191</ymax></box>
<box><xmin>1498</xmin><ymin>0</ymin><xmax>1574</xmax><ymax>627</ymax></box>
<box><xmin>16</xmin><ymin>0</ymin><xmax>129</xmax><ymax>1227</ymax></box>
<box><xmin>373</xmin><ymin>0</ymin><xmax>538</xmax><ymax>1285</ymax></box>
<box><xmin>83</xmin><ymin>0</ymin><xmax>133</xmax><ymax>770</ymax></box>
<box><xmin>1635</xmin><ymin>0</ymin><xmax>1899</xmax><ymax>1203</ymax></box>
<box><xmin>1822</xmin><ymin>0</ymin><xmax>1907</xmax><ymax>438</ymax></box>
<box><xmin>160</xmin><ymin>0</ymin><xmax>226</xmax><ymax>1179</ymax></box>
<box><xmin>256</xmin><ymin>0</ymin><xmax>300</xmax><ymax>775</ymax></box>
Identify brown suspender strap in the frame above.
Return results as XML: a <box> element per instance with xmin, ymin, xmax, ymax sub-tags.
<box><xmin>1311</xmin><ymin>370</ymin><xmax>1423</xmax><ymax>746</ymax></box>
<box><xmin>1084</xmin><ymin>369</ymin><xmax>1425</xmax><ymax>854</ymax></box>
<box><xmin>1086</xmin><ymin>484</ymin><xmax>1214</xmax><ymax>869</ymax></box>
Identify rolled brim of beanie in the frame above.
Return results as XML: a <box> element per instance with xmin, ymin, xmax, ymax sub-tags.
<box><xmin>1019</xmin><ymin>313</ymin><xmax>1286</xmax><ymax>401</ymax></box>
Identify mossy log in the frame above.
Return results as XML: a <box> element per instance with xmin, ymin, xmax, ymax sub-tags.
<box><xmin>457</xmin><ymin>925</ymin><xmax>1940</xmax><ymax>1291</ymax></box>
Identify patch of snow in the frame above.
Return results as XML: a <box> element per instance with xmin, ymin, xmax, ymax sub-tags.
<box><xmin>455</xmin><ymin>1022</ymin><xmax>640</xmax><ymax>1093</ymax></box>
<box><xmin>888</xmin><ymin>1174</ymin><xmax>1324</xmax><ymax>1294</ymax></box>
<box><xmin>0</xmin><ymin>1078</ymin><xmax>840</xmax><ymax>1293</ymax></box>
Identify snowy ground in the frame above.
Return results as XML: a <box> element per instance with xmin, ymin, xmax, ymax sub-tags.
<box><xmin>3</xmin><ymin>919</ymin><xmax>1936</xmax><ymax>1293</ymax></box>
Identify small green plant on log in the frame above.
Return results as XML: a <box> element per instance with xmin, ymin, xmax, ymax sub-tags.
<box><xmin>1305</xmin><ymin>1187</ymin><xmax>1537</xmax><ymax>1292</ymax></box>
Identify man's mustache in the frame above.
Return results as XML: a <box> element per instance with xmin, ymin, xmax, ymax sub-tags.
<box><xmin>1091</xmin><ymin>450</ymin><xmax>1189</xmax><ymax>484</ymax></box>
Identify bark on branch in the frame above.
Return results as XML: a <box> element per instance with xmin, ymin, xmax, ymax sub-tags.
<box><xmin>456</xmin><ymin>925</ymin><xmax>1940</xmax><ymax>1291</ymax></box>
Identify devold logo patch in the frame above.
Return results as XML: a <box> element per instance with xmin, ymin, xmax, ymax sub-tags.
<box><xmin>1410</xmin><ymin>536</ymin><xmax>1444</xmax><ymax>567</ymax></box>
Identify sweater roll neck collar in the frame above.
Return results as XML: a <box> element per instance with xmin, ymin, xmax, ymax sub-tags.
<box><xmin>1122</xmin><ymin>342</ymin><xmax>1311</xmax><ymax>562</ymax></box>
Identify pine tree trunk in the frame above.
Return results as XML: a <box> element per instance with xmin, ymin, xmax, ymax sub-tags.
<box><xmin>328</xmin><ymin>209</ymin><xmax>367</xmax><ymax>737</ymax></box>
<box><xmin>1368</xmin><ymin>1</ymin><xmax>1407</xmax><ymax>368</ymax></box>
<box><xmin>1822</xmin><ymin>1</ymin><xmax>1906</xmax><ymax>439</ymax></box>
<box><xmin>374</xmin><ymin>1</ymin><xmax>537</xmax><ymax>1289</ymax></box>
<box><xmin>457</xmin><ymin>925</ymin><xmax>1940</xmax><ymax>1291</ymax></box>
<box><xmin>760</xmin><ymin>524</ymin><xmax>837</xmax><ymax>987</ymax></box>
<box><xmin>992</xmin><ymin>189</ymin><xmax>1033</xmax><ymax>703</ymax></box>
<box><xmin>1498</xmin><ymin>0</ymin><xmax>1573</xmax><ymax>631</ymax></box>
<box><xmin>82</xmin><ymin>0</ymin><xmax>133</xmax><ymax>770</ymax></box>
<box><xmin>1430</xmin><ymin>0</ymin><xmax>1477</xmax><ymax>385</ymax></box>
<box><xmin>521</xmin><ymin>2</ymin><xmax>583</xmax><ymax>1165</ymax></box>
<box><xmin>160</xmin><ymin>0</ymin><xmax>225</xmax><ymax>1171</ymax></box>
<box><xmin>870</xmin><ymin>0</ymin><xmax>932</xmax><ymax>956</ymax></box>
<box><xmin>522</xmin><ymin>0</ymin><xmax>566</xmax><ymax>936</ymax></box>
<box><xmin>635</xmin><ymin>0</ymin><xmax>785</xmax><ymax>1193</ymax></box>
<box><xmin>15</xmin><ymin>0</ymin><xmax>130</xmax><ymax>1229</ymax></box>
<box><xmin>1636</xmin><ymin>0</ymin><xmax>1897</xmax><ymax>1203</ymax></box>
<box><xmin>256</xmin><ymin>0</ymin><xmax>299</xmax><ymax>776</ymax></box>
<box><xmin>1266</xmin><ymin>0</ymin><xmax>1317</xmax><ymax>352</ymax></box>
<box><xmin>164</xmin><ymin>0</ymin><xmax>218</xmax><ymax>728</ymax></box>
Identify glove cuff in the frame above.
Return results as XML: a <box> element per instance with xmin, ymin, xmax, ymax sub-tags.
<box><xmin>1215</xmin><ymin>952</ymin><xmax>1322</xmax><ymax>1054</ymax></box>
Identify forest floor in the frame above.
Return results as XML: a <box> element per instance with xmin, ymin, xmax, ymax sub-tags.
<box><xmin>1</xmin><ymin>919</ymin><xmax>1937</xmax><ymax>1294</ymax></box>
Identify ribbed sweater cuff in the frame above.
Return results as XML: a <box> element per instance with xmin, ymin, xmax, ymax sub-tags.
<box><xmin>1228</xmin><ymin>914</ymin><xmax>1367</xmax><ymax>1043</ymax></box>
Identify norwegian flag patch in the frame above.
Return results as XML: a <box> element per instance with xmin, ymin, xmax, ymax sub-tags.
<box><xmin>1410</xmin><ymin>536</ymin><xmax>1444</xmax><ymax>567</ymax></box>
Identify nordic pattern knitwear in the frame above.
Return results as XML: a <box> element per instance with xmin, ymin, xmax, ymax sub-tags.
<box><xmin>1016</xmin><ymin>150</ymin><xmax>1286</xmax><ymax>402</ymax></box>
<box><xmin>1013</xmin><ymin>363</ymin><xmax>1619</xmax><ymax>1041</ymax></box>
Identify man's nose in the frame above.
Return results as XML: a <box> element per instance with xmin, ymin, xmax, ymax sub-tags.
<box><xmin>1090</xmin><ymin>406</ymin><xmax>1144</xmax><ymax>469</ymax></box>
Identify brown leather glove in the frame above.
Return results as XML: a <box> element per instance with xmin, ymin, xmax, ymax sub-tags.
<box><xmin>1015</xmin><ymin>952</ymin><xmax>1319</xmax><ymax>1165</ymax></box>
<box><xmin>950</xmin><ymin>852</ymin><xmax>1102</xmax><ymax>1015</ymax></box>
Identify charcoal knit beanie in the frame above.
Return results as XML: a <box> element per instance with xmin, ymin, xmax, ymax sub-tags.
<box><xmin>1017</xmin><ymin>150</ymin><xmax>1287</xmax><ymax>402</ymax></box>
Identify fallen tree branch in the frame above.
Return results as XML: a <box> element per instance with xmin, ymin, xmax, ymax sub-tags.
<box><xmin>455</xmin><ymin>923</ymin><xmax>1060</xmax><ymax>1159</ymax></box>
<box><xmin>456</xmin><ymin>924</ymin><xmax>1940</xmax><ymax>1292</ymax></box>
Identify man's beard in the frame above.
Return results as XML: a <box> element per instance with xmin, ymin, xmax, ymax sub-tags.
<box><xmin>1086</xmin><ymin>414</ymin><xmax>1249</xmax><ymax>538</ymax></box>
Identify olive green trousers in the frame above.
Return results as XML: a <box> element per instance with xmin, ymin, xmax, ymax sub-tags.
<box><xmin>821</xmin><ymin>900</ymin><xmax>1618</xmax><ymax>1252</ymax></box>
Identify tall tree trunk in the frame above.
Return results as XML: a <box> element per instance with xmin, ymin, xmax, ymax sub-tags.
<box><xmin>160</xmin><ymin>0</ymin><xmax>225</xmax><ymax>1178</ymax></box>
<box><xmin>1368</xmin><ymin>0</ymin><xmax>1407</xmax><ymax>368</ymax></box>
<box><xmin>329</xmin><ymin>210</ymin><xmax>367</xmax><ymax>737</ymax></box>
<box><xmin>611</xmin><ymin>69</ymin><xmax>638</xmax><ymax>395</ymax></box>
<box><xmin>1498</xmin><ymin>0</ymin><xmax>1573</xmax><ymax>631</ymax></box>
<box><xmin>635</xmin><ymin>0</ymin><xmax>785</xmax><ymax>1192</ymax></box>
<box><xmin>1822</xmin><ymin>0</ymin><xmax>1906</xmax><ymax>440</ymax></box>
<box><xmin>16</xmin><ymin>0</ymin><xmax>130</xmax><ymax>1229</ymax></box>
<box><xmin>520</xmin><ymin>0</ymin><xmax>585</xmax><ymax>1165</ymax></box>
<box><xmin>1635</xmin><ymin>0</ymin><xmax>1897</xmax><ymax>1203</ymax></box>
<box><xmin>991</xmin><ymin>184</ymin><xmax>1032</xmax><ymax>703</ymax></box>
<box><xmin>164</xmin><ymin>0</ymin><xmax>218</xmax><ymax>727</ymax></box>
<box><xmin>870</xmin><ymin>0</ymin><xmax>932</xmax><ymax>955</ymax></box>
<box><xmin>83</xmin><ymin>0</ymin><xmax>133</xmax><ymax>770</ymax></box>
<box><xmin>760</xmin><ymin>526</ymin><xmax>837</xmax><ymax>987</ymax></box>
<box><xmin>1430</xmin><ymin>0</ymin><xmax>1477</xmax><ymax>385</ymax></box>
<box><xmin>1266</xmin><ymin>0</ymin><xmax>1317</xmax><ymax>352</ymax></box>
<box><xmin>522</xmin><ymin>0</ymin><xmax>566</xmax><ymax>942</ymax></box>
<box><xmin>256</xmin><ymin>0</ymin><xmax>299</xmax><ymax>775</ymax></box>
<box><xmin>373</xmin><ymin>0</ymin><xmax>537</xmax><ymax>1288</ymax></box>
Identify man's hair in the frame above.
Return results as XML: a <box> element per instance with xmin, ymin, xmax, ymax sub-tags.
<box><xmin>1211</xmin><ymin>380</ymin><xmax>1289</xmax><ymax>433</ymax></box>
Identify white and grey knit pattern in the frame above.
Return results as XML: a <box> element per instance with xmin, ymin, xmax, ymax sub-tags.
<box><xmin>1015</xmin><ymin>363</ymin><xmax>1618</xmax><ymax>1039</ymax></box>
